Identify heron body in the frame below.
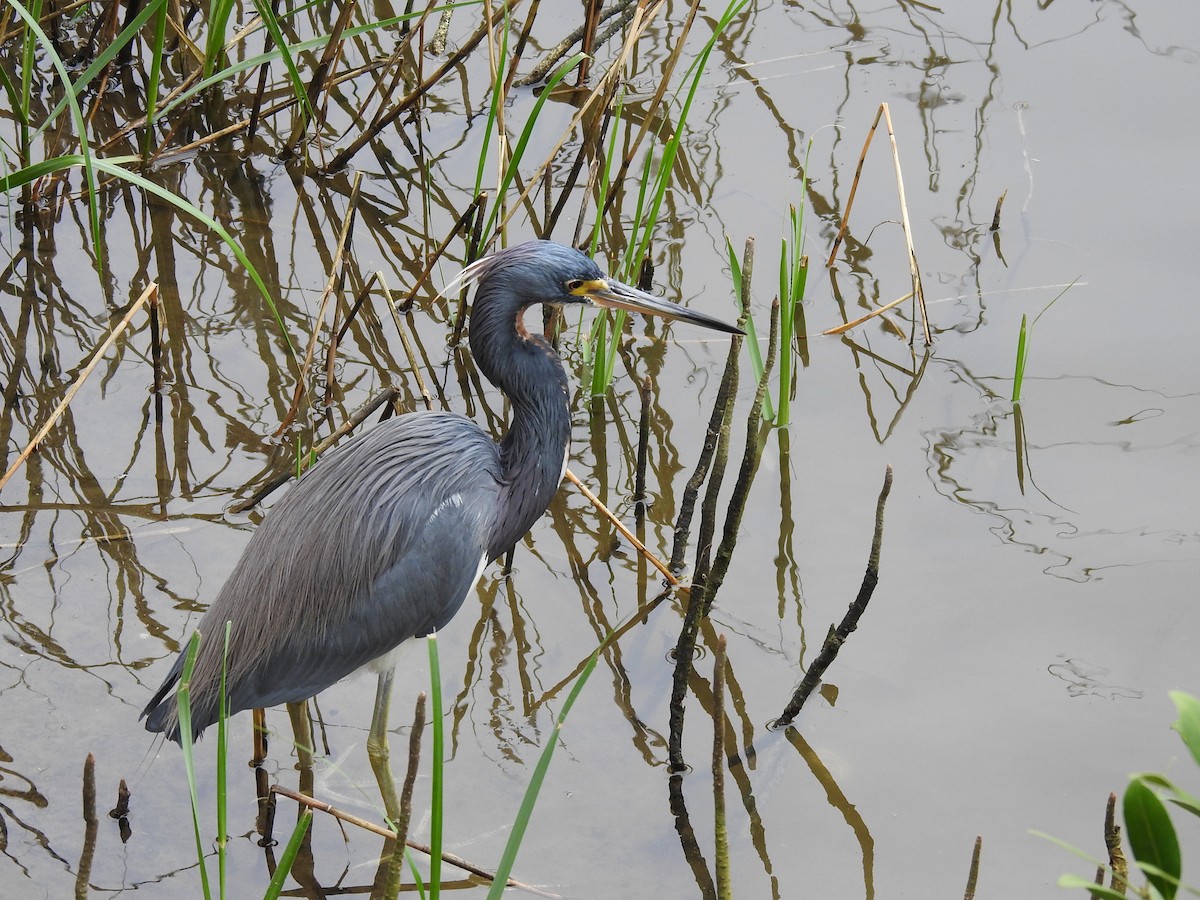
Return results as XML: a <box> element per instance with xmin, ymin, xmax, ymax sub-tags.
<box><xmin>142</xmin><ymin>240</ymin><xmax>738</xmax><ymax>745</ymax></box>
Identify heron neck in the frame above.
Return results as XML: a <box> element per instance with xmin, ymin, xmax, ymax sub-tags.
<box><xmin>470</xmin><ymin>296</ymin><xmax>572</xmax><ymax>560</ymax></box>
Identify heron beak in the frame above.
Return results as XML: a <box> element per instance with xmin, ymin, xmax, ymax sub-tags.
<box><xmin>576</xmin><ymin>278</ymin><xmax>743</xmax><ymax>335</ymax></box>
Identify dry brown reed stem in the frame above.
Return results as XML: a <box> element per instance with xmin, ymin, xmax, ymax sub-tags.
<box><xmin>825</xmin><ymin>103</ymin><xmax>931</xmax><ymax>345</ymax></box>
<box><xmin>825</xmin><ymin>104</ymin><xmax>882</xmax><ymax>268</ymax></box>
<box><xmin>775</xmin><ymin>464</ymin><xmax>893</xmax><ymax>728</ymax></box>
<box><xmin>284</xmin><ymin>0</ymin><xmax>358</xmax><ymax>154</ymax></box>
<box><xmin>879</xmin><ymin>103</ymin><xmax>931</xmax><ymax>346</ymax></box>
<box><xmin>362</xmin><ymin>0</ymin><xmax>441</xmax><ymax>134</ymax></box>
<box><xmin>231</xmin><ymin>385</ymin><xmax>400</xmax><ymax>513</ymax></box>
<box><xmin>325</xmin><ymin>0</ymin><xmax>526</xmax><ymax>172</ymax></box>
<box><xmin>149</xmin><ymin>288</ymin><xmax>163</xmax><ymax>392</ymax></box>
<box><xmin>712</xmin><ymin>634</ymin><xmax>730</xmax><ymax>900</ymax></box>
<box><xmin>77</xmin><ymin>753</ymin><xmax>98</xmax><ymax>899</ymax></box>
<box><xmin>594</xmin><ymin>0</ymin><xmax>703</xmax><ymax>224</ymax></box>
<box><xmin>669</xmin><ymin>295</ymin><xmax>778</xmax><ymax>771</ymax></box>
<box><xmin>271</xmin><ymin>785</ymin><xmax>563</xmax><ymax>898</ymax></box>
<box><xmin>277</xmin><ymin>171</ymin><xmax>364</xmax><ymax>435</ymax></box>
<box><xmin>374</xmin><ymin>273</ymin><xmax>434</xmax><ymax>411</ymax></box>
<box><xmin>634</xmin><ymin>375</ymin><xmax>651</xmax><ymax>504</ymax></box>
<box><xmin>490</xmin><ymin>0</ymin><xmax>672</xmax><ymax>244</ymax></box>
<box><xmin>821</xmin><ymin>290</ymin><xmax>912</xmax><ymax>336</ymax></box>
<box><xmin>1105</xmin><ymin>792</ymin><xmax>1129</xmax><ymax>894</ymax></box>
<box><xmin>401</xmin><ymin>194</ymin><xmax>488</xmax><ymax>313</ymax></box>
<box><xmin>564</xmin><ymin>468</ymin><xmax>678</xmax><ymax>585</ymax></box>
<box><xmin>515</xmin><ymin>1</ymin><xmax>635</xmax><ymax>87</ymax></box>
<box><xmin>963</xmin><ymin>835</ymin><xmax>982</xmax><ymax>900</ymax></box>
<box><xmin>427</xmin><ymin>6</ymin><xmax>453</xmax><ymax>55</ymax></box>
<box><xmin>991</xmin><ymin>190</ymin><xmax>1007</xmax><ymax>231</ymax></box>
<box><xmin>247</xmin><ymin>0</ymin><xmax>283</xmax><ymax>140</ymax></box>
<box><xmin>109</xmin><ymin>779</ymin><xmax>131</xmax><ymax>819</ymax></box>
<box><xmin>381</xmin><ymin>691</ymin><xmax>427</xmax><ymax>897</ymax></box>
<box><xmin>0</xmin><ymin>282</ymin><xmax>158</xmax><ymax>491</ymax></box>
<box><xmin>669</xmin><ymin>238</ymin><xmax>753</xmax><ymax>574</ymax></box>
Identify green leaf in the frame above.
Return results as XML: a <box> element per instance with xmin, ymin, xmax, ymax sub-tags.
<box><xmin>486</xmin><ymin>649</ymin><xmax>599</xmax><ymax>900</ymax></box>
<box><xmin>1125</xmin><ymin>777</ymin><xmax>1181</xmax><ymax>900</ymax></box>
<box><xmin>1056</xmin><ymin>874</ymin><xmax>1134</xmax><ymax>900</ymax></box>
<box><xmin>1170</xmin><ymin>691</ymin><xmax>1200</xmax><ymax>767</ymax></box>
<box><xmin>264</xmin><ymin>811</ymin><xmax>312</xmax><ymax>900</ymax></box>
<box><xmin>1139</xmin><ymin>773</ymin><xmax>1200</xmax><ymax>820</ymax></box>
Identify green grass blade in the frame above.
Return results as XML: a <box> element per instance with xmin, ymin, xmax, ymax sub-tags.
<box><xmin>143</xmin><ymin>0</ymin><xmax>170</xmax><ymax>158</ymax></box>
<box><xmin>485</xmin><ymin>650</ymin><xmax>599</xmax><ymax>900</ymax></box>
<box><xmin>263</xmin><ymin>810</ymin><xmax>313</xmax><ymax>900</ymax></box>
<box><xmin>33</xmin><ymin>0</ymin><xmax>165</xmax><ymax>141</ymax></box>
<box><xmin>472</xmin><ymin>13</ymin><xmax>510</xmax><ymax>202</ymax></box>
<box><xmin>176</xmin><ymin>631</ymin><xmax>213</xmax><ymax>900</ymax></box>
<box><xmin>204</xmin><ymin>0</ymin><xmax>237</xmax><ymax>79</ymax></box>
<box><xmin>1011</xmin><ymin>313</ymin><xmax>1028</xmax><ymax>403</ymax></box>
<box><xmin>404</xmin><ymin>847</ymin><xmax>427</xmax><ymax>899</ymax></box>
<box><xmin>1055</xmin><ymin>874</ymin><xmax>1134</xmax><ymax>900</ymax></box>
<box><xmin>725</xmin><ymin>236</ymin><xmax>771</xmax><ymax>421</ymax></box>
<box><xmin>251</xmin><ymin>0</ymin><xmax>316</xmax><ymax>120</ymax></box>
<box><xmin>5</xmin><ymin>0</ymin><xmax>102</xmax><ymax>275</ymax></box>
<box><xmin>427</xmin><ymin>635</ymin><xmax>443</xmax><ymax>898</ymax></box>
<box><xmin>480</xmin><ymin>52</ymin><xmax>586</xmax><ymax>243</ymax></box>
<box><xmin>216</xmin><ymin>622</ymin><xmax>232</xmax><ymax>900</ymax></box>
<box><xmin>87</xmin><ymin>157</ymin><xmax>296</xmax><ymax>361</ymax></box>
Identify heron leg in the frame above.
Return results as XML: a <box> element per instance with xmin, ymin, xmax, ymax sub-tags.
<box><xmin>250</xmin><ymin>707</ymin><xmax>268</xmax><ymax>767</ymax></box>
<box><xmin>286</xmin><ymin>700</ymin><xmax>315</xmax><ymax>772</ymax></box>
<box><xmin>366</xmin><ymin>667</ymin><xmax>402</xmax><ymax>824</ymax></box>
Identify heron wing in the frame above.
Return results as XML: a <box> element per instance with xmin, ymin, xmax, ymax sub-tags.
<box><xmin>143</xmin><ymin>411</ymin><xmax>502</xmax><ymax>737</ymax></box>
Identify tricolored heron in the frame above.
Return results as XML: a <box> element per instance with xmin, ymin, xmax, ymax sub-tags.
<box><xmin>141</xmin><ymin>240</ymin><xmax>739</xmax><ymax>809</ymax></box>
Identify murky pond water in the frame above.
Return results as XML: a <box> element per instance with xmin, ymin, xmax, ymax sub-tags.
<box><xmin>2</xmin><ymin>2</ymin><xmax>1198</xmax><ymax>897</ymax></box>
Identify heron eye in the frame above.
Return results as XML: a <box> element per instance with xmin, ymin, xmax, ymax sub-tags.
<box><xmin>566</xmin><ymin>279</ymin><xmax>586</xmax><ymax>292</ymax></box>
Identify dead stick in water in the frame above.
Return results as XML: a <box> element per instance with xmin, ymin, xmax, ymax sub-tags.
<box><xmin>1</xmin><ymin>283</ymin><xmax>158</xmax><ymax>491</ymax></box>
<box><xmin>564</xmin><ymin>468</ymin><xmax>678</xmax><ymax>586</ymax></box>
<box><xmin>822</xmin><ymin>291</ymin><xmax>912</xmax><ymax>336</ymax></box>
<box><xmin>775</xmin><ymin>464</ymin><xmax>893</xmax><ymax>727</ymax></box>
<box><xmin>271</xmin><ymin>785</ymin><xmax>562</xmax><ymax>898</ymax></box>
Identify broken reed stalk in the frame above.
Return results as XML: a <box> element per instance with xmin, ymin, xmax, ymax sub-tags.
<box><xmin>825</xmin><ymin>103</ymin><xmax>930</xmax><ymax>345</ymax></box>
<box><xmin>668</xmin><ymin>298</ymin><xmax>779</xmax><ymax>771</ymax></box>
<box><xmin>404</xmin><ymin>193</ymin><xmax>488</xmax><ymax>314</ymax></box>
<box><xmin>963</xmin><ymin>835</ymin><xmax>982</xmax><ymax>900</ymax></box>
<box><xmin>374</xmin><ymin>272</ymin><xmax>434</xmax><ymax>411</ymax></box>
<box><xmin>564</xmin><ymin>468</ymin><xmax>678</xmax><ymax>586</ymax></box>
<box><xmin>515</xmin><ymin>0</ymin><xmax>638</xmax><ymax>87</ymax></box>
<box><xmin>285</xmin><ymin>0</ymin><xmax>357</xmax><ymax>154</ymax></box>
<box><xmin>825</xmin><ymin>103</ymin><xmax>882</xmax><ymax>268</ymax></box>
<box><xmin>634</xmin><ymin>376</ymin><xmax>651</xmax><ymax>505</ymax></box>
<box><xmin>879</xmin><ymin>103</ymin><xmax>931</xmax><ymax>347</ymax></box>
<box><xmin>325</xmin><ymin>1</ymin><xmax>524</xmax><ymax>172</ymax></box>
<box><xmin>821</xmin><ymin>291</ymin><xmax>913</xmax><ymax>336</ymax></box>
<box><xmin>246</xmin><ymin>0</ymin><xmax>283</xmax><ymax>140</ymax></box>
<box><xmin>669</xmin><ymin>237</ymin><xmax>754</xmax><ymax>574</ymax></box>
<box><xmin>77</xmin><ymin>753</ymin><xmax>98</xmax><ymax>899</ymax></box>
<box><xmin>712</xmin><ymin>634</ymin><xmax>731</xmax><ymax>900</ymax></box>
<box><xmin>491</xmin><ymin>0</ymin><xmax>676</xmax><ymax>242</ymax></box>
<box><xmin>149</xmin><ymin>287</ymin><xmax>163</xmax><ymax>392</ymax></box>
<box><xmin>990</xmin><ymin>190</ymin><xmax>1007</xmax><ymax>232</ymax></box>
<box><xmin>382</xmin><ymin>691</ymin><xmax>427</xmax><ymax>898</ymax></box>
<box><xmin>775</xmin><ymin>463</ymin><xmax>893</xmax><ymax>727</ymax></box>
<box><xmin>277</xmin><ymin>171</ymin><xmax>364</xmax><ymax>435</ymax></box>
<box><xmin>0</xmin><ymin>282</ymin><xmax>158</xmax><ymax>491</ymax></box>
<box><xmin>271</xmin><ymin>785</ymin><xmax>562</xmax><ymax>899</ymax></box>
<box><xmin>1104</xmin><ymin>792</ymin><xmax>1129</xmax><ymax>894</ymax></box>
<box><xmin>231</xmin><ymin>385</ymin><xmax>400</xmax><ymax>513</ymax></box>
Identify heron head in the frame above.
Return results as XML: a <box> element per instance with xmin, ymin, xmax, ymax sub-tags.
<box><xmin>452</xmin><ymin>241</ymin><xmax>742</xmax><ymax>335</ymax></box>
